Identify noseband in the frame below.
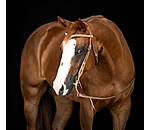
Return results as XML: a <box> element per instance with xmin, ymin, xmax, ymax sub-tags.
<box><xmin>67</xmin><ymin>21</ymin><xmax>135</xmax><ymax>109</ymax></box>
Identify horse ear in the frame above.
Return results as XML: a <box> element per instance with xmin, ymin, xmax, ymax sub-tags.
<box><xmin>93</xmin><ymin>38</ymin><xmax>104</xmax><ymax>54</ymax></box>
<box><xmin>78</xmin><ymin>18</ymin><xmax>87</xmax><ymax>32</ymax></box>
<box><xmin>57</xmin><ymin>16</ymin><xmax>72</xmax><ymax>28</ymax></box>
<box><xmin>93</xmin><ymin>40</ymin><xmax>104</xmax><ymax>64</ymax></box>
<box><xmin>97</xmin><ymin>42</ymin><xmax>103</xmax><ymax>53</ymax></box>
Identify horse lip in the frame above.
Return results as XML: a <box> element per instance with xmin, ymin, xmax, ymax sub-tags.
<box><xmin>62</xmin><ymin>88</ymin><xmax>69</xmax><ymax>95</ymax></box>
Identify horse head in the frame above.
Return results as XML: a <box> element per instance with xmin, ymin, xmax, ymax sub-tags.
<box><xmin>53</xmin><ymin>17</ymin><xmax>103</xmax><ymax>95</ymax></box>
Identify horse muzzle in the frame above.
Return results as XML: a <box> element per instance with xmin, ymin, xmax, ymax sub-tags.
<box><xmin>53</xmin><ymin>81</ymin><xmax>69</xmax><ymax>96</ymax></box>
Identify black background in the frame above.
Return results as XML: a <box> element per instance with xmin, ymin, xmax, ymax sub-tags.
<box><xmin>7</xmin><ymin>1</ymin><xmax>144</xmax><ymax>130</ymax></box>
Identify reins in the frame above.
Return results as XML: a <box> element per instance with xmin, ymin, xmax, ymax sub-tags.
<box><xmin>68</xmin><ymin>21</ymin><xmax>135</xmax><ymax>109</ymax></box>
<box><xmin>75</xmin><ymin>77</ymin><xmax>135</xmax><ymax>100</ymax></box>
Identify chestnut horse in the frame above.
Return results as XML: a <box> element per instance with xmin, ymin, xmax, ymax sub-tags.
<box><xmin>20</xmin><ymin>15</ymin><xmax>135</xmax><ymax>130</ymax></box>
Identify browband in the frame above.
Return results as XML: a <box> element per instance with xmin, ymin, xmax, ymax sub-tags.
<box><xmin>70</xmin><ymin>34</ymin><xmax>93</xmax><ymax>39</ymax></box>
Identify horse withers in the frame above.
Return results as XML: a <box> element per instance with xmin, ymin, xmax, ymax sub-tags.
<box><xmin>20</xmin><ymin>15</ymin><xmax>135</xmax><ymax>130</ymax></box>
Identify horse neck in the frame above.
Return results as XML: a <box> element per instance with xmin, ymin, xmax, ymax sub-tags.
<box><xmin>89</xmin><ymin>20</ymin><xmax>124</xmax><ymax>75</ymax></box>
<box><xmin>83</xmin><ymin>45</ymin><xmax>115</xmax><ymax>87</ymax></box>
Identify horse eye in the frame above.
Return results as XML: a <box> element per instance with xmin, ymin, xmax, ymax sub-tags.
<box><xmin>78</xmin><ymin>49</ymin><xmax>82</xmax><ymax>54</ymax></box>
<box><xmin>75</xmin><ymin>47</ymin><xmax>84</xmax><ymax>55</ymax></box>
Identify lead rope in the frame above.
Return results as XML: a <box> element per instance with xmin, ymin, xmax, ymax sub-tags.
<box><xmin>74</xmin><ymin>75</ymin><xmax>135</xmax><ymax>110</ymax></box>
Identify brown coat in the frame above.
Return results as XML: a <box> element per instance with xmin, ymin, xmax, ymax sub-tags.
<box><xmin>20</xmin><ymin>15</ymin><xmax>135</xmax><ymax>130</ymax></box>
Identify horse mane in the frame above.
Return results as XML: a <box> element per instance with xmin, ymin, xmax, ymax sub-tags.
<box><xmin>82</xmin><ymin>15</ymin><xmax>104</xmax><ymax>22</ymax></box>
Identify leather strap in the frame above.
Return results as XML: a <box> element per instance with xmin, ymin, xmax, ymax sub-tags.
<box><xmin>83</xmin><ymin>21</ymin><xmax>98</xmax><ymax>64</ymax></box>
<box><xmin>77</xmin><ymin>76</ymin><xmax>135</xmax><ymax>100</ymax></box>
<box><xmin>70</xmin><ymin>34</ymin><xmax>93</xmax><ymax>39</ymax></box>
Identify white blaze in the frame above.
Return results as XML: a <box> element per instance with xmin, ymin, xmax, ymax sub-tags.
<box><xmin>53</xmin><ymin>39</ymin><xmax>76</xmax><ymax>95</ymax></box>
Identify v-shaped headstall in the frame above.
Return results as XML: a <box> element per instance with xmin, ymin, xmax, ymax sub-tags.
<box><xmin>68</xmin><ymin>21</ymin><xmax>98</xmax><ymax>96</ymax></box>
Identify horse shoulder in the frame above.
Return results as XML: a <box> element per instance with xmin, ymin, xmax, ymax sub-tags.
<box><xmin>20</xmin><ymin>21</ymin><xmax>65</xmax><ymax>86</ymax></box>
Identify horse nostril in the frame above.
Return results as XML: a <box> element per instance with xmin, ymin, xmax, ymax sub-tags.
<box><xmin>59</xmin><ymin>85</ymin><xmax>64</xmax><ymax>95</ymax></box>
<box><xmin>60</xmin><ymin>85</ymin><xmax>64</xmax><ymax>91</ymax></box>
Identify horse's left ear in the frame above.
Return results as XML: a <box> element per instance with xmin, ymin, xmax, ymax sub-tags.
<box><xmin>78</xmin><ymin>18</ymin><xmax>87</xmax><ymax>32</ymax></box>
<box><xmin>93</xmin><ymin>38</ymin><xmax>104</xmax><ymax>62</ymax></box>
<box><xmin>97</xmin><ymin>42</ymin><xmax>104</xmax><ymax>53</ymax></box>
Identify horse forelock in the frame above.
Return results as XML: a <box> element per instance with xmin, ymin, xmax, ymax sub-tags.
<box><xmin>61</xmin><ymin>21</ymin><xmax>87</xmax><ymax>46</ymax></box>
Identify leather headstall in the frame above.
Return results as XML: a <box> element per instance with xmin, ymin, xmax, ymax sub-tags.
<box><xmin>66</xmin><ymin>21</ymin><xmax>135</xmax><ymax>109</ymax></box>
